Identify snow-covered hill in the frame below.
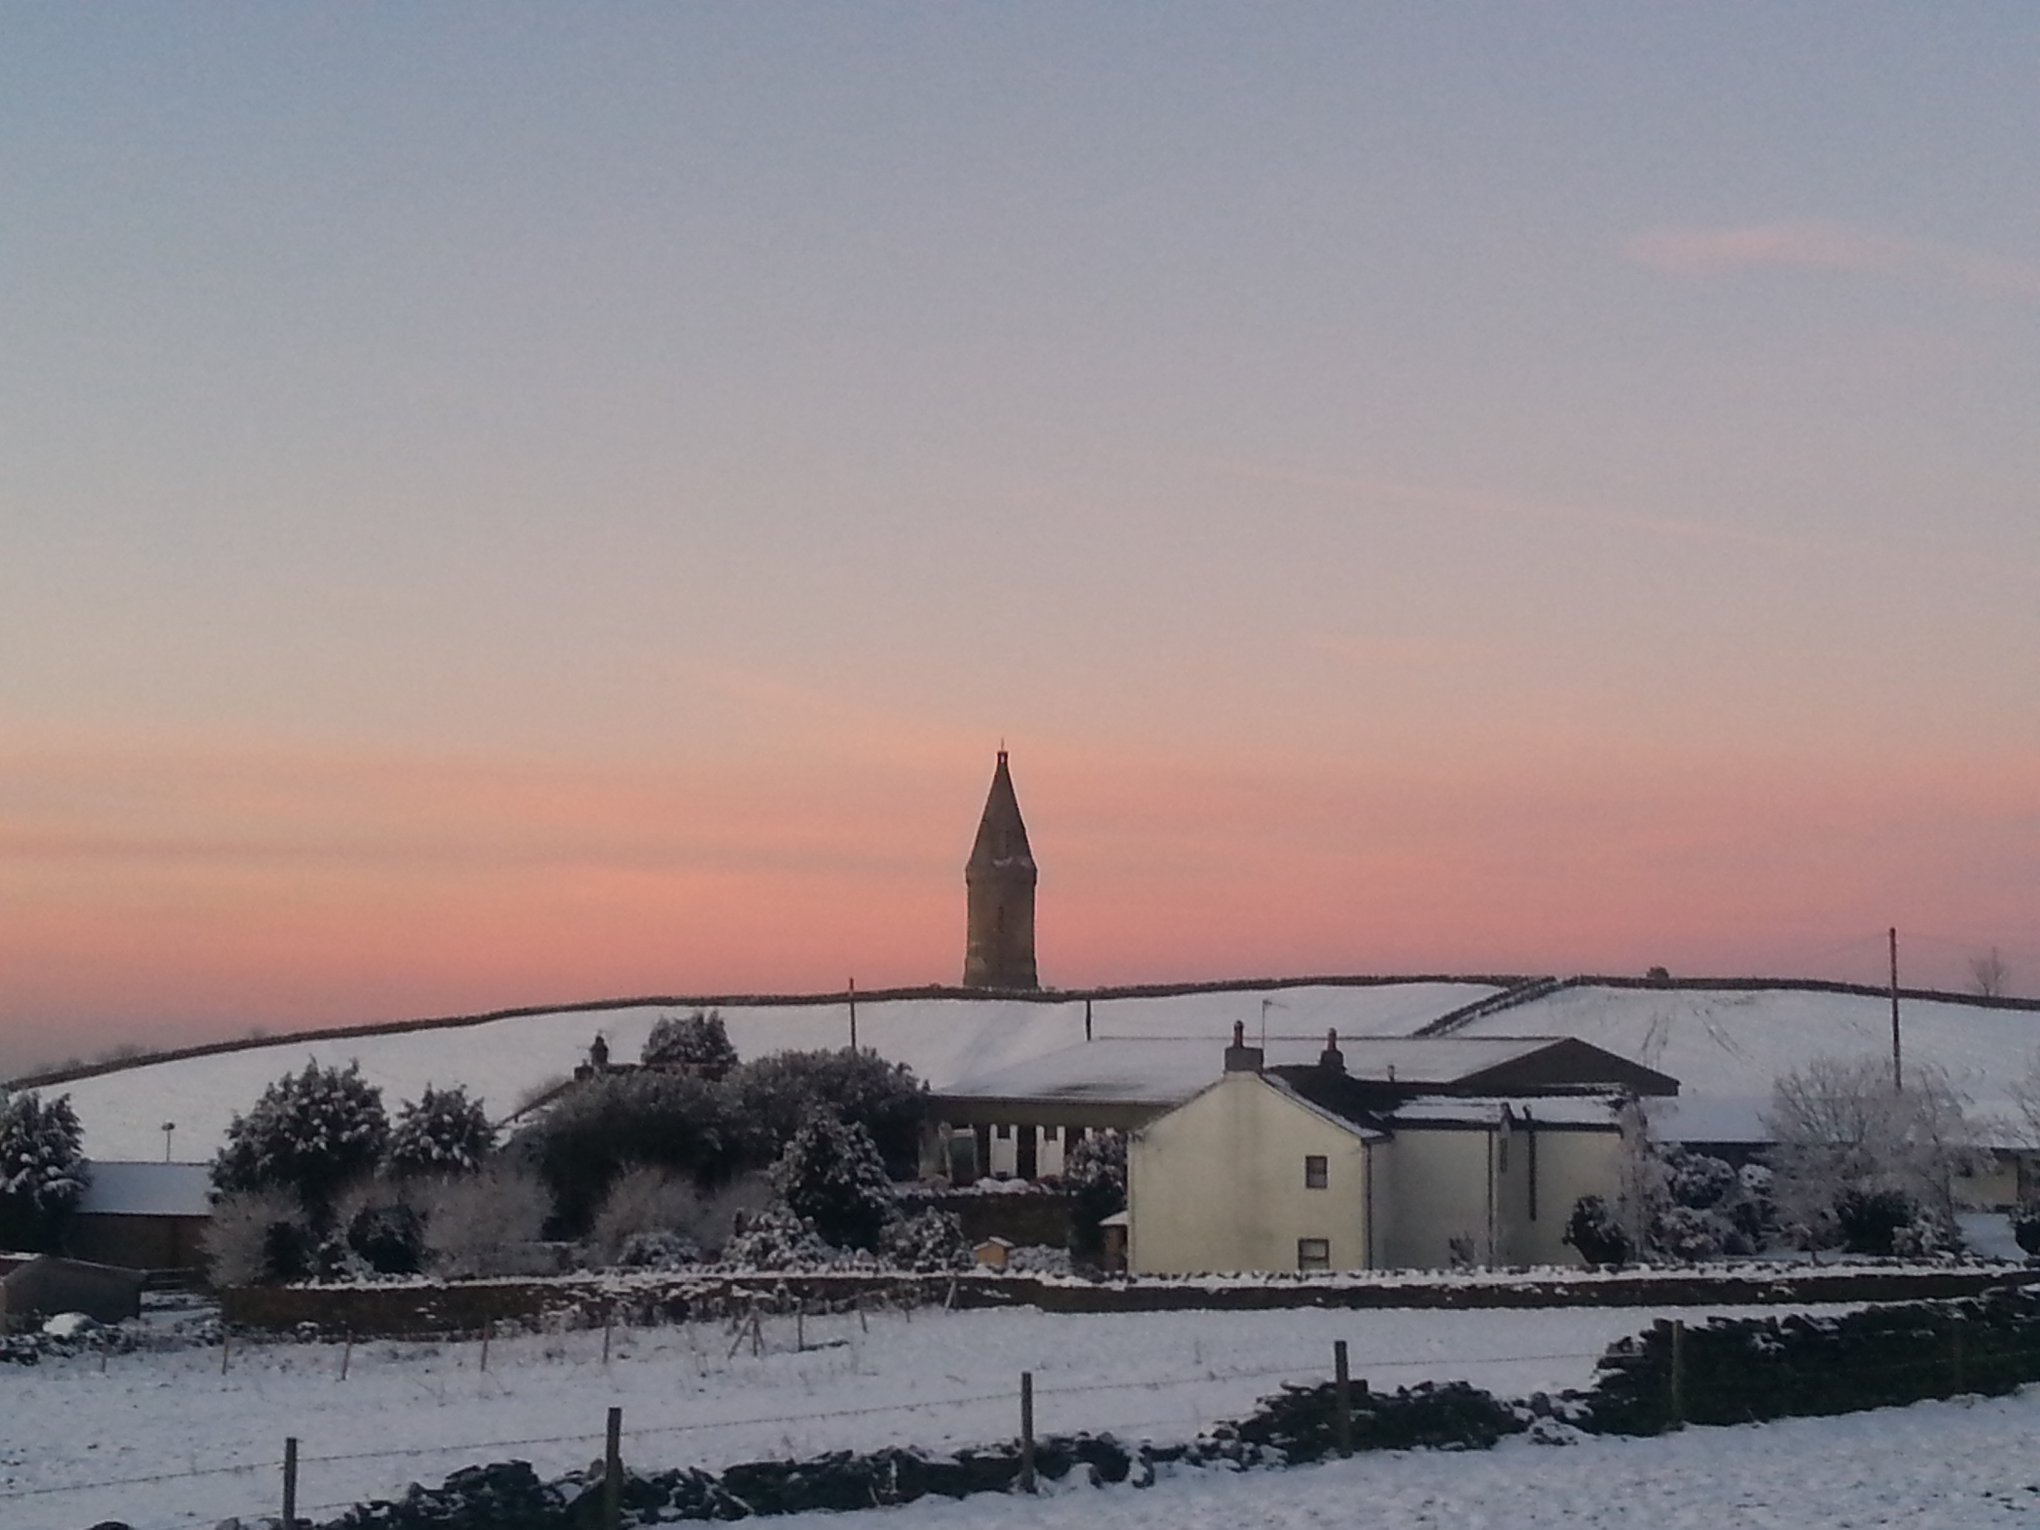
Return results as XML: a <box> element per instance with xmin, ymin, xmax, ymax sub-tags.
<box><xmin>41</xmin><ymin>977</ymin><xmax>2040</xmax><ymax>1162</ymax></box>
<box><xmin>51</xmin><ymin>982</ymin><xmax>1497</xmax><ymax>1161</ymax></box>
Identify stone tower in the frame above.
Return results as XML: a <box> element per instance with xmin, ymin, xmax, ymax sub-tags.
<box><xmin>962</xmin><ymin>749</ymin><xmax>1038</xmax><ymax>989</ymax></box>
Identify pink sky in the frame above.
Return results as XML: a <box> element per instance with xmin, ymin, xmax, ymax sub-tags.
<box><xmin>4</xmin><ymin>8</ymin><xmax>2038</xmax><ymax>1073</ymax></box>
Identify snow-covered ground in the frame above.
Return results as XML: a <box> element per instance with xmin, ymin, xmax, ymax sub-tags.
<box><xmin>0</xmin><ymin>1299</ymin><xmax>1838</xmax><ymax>1530</ymax></box>
<box><xmin>831</xmin><ymin>1389</ymin><xmax>2040</xmax><ymax>1530</ymax></box>
<box><xmin>50</xmin><ymin>982</ymin><xmax>1497</xmax><ymax>1161</ymax></box>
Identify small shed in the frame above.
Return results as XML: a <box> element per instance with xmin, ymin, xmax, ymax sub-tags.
<box><xmin>973</xmin><ymin>1236</ymin><xmax>1016</xmax><ymax>1271</ymax></box>
<box><xmin>69</xmin><ymin>1161</ymin><xmax>214</xmax><ymax>1272</ymax></box>
<box><xmin>0</xmin><ymin>1256</ymin><xmax>145</xmax><ymax>1327</ymax></box>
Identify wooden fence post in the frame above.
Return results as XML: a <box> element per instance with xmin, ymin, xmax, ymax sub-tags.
<box><xmin>1668</xmin><ymin>1320</ymin><xmax>1686</xmax><ymax>1430</ymax></box>
<box><xmin>603</xmin><ymin>1304</ymin><xmax>615</xmax><ymax>1366</ymax></box>
<box><xmin>1019</xmin><ymin>1371</ymin><xmax>1037</xmax><ymax>1493</ymax></box>
<box><xmin>340</xmin><ymin>1327</ymin><xmax>353</xmax><ymax>1382</ymax></box>
<box><xmin>604</xmin><ymin>1406</ymin><xmax>623</xmax><ymax>1530</ymax></box>
<box><xmin>220</xmin><ymin>1327</ymin><xmax>232</xmax><ymax>1376</ymax></box>
<box><xmin>282</xmin><ymin>1436</ymin><xmax>299</xmax><ymax>1530</ymax></box>
<box><xmin>1333</xmin><ymin>1340</ymin><xmax>1353</xmax><ymax>1458</ymax></box>
<box><xmin>480</xmin><ymin>1320</ymin><xmax>492</xmax><ymax>1373</ymax></box>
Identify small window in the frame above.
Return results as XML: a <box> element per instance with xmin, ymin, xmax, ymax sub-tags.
<box><xmin>1304</xmin><ymin>1155</ymin><xmax>1328</xmax><ymax>1189</ymax></box>
<box><xmin>995</xmin><ymin>1124</ymin><xmax>1013</xmax><ymax>1140</ymax></box>
<box><xmin>1297</xmin><ymin>1238</ymin><xmax>1330</xmax><ymax>1272</ymax></box>
<box><xmin>1040</xmin><ymin>1125</ymin><xmax>1059</xmax><ymax>1143</ymax></box>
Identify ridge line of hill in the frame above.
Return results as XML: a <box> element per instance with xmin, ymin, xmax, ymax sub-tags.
<box><xmin>12</xmin><ymin>972</ymin><xmax>2040</xmax><ymax>1093</ymax></box>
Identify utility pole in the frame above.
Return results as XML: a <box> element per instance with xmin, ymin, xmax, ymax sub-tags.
<box><xmin>848</xmin><ymin>976</ymin><xmax>858</xmax><ymax>1052</ymax></box>
<box><xmin>1889</xmin><ymin>927</ymin><xmax>1903</xmax><ymax>1093</ymax></box>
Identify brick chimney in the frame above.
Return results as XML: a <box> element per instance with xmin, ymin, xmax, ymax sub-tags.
<box><xmin>1223</xmin><ymin>1019</ymin><xmax>1264</xmax><ymax>1074</ymax></box>
<box><xmin>1318</xmin><ymin>1028</ymin><xmax>1344</xmax><ymax>1072</ymax></box>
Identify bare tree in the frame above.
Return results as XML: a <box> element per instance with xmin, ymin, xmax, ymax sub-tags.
<box><xmin>1970</xmin><ymin>948</ymin><xmax>2011</xmax><ymax>999</ymax></box>
<box><xmin>1764</xmin><ymin>1054</ymin><xmax>1979</xmax><ymax>1248</ymax></box>
<box><xmin>417</xmin><ymin>1162</ymin><xmax>552</xmax><ymax>1278</ymax></box>
<box><xmin>587</xmin><ymin>1166</ymin><xmax>703</xmax><ymax>1266</ymax></box>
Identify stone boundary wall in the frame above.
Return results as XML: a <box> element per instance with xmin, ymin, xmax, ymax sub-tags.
<box><xmin>1585</xmin><ymin>1286</ymin><xmax>2040</xmax><ymax>1434</ymax></box>
<box><xmin>220</xmin><ymin>1262</ymin><xmax>2040</xmax><ymax>1337</ymax></box>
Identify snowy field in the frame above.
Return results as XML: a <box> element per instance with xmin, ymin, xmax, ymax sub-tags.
<box><xmin>0</xmin><ymin>1299</ymin><xmax>1842</xmax><ymax>1530</ymax></box>
<box><xmin>847</xmin><ymin>1389</ymin><xmax>2040</xmax><ymax>1530</ymax></box>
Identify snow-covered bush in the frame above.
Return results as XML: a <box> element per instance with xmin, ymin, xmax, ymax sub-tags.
<box><xmin>721</xmin><ymin>1206</ymin><xmax>830</xmax><ymax>1269</ymax></box>
<box><xmin>880</xmin><ymin>1206</ymin><xmax>972</xmax><ymax>1272</ymax></box>
<box><xmin>205</xmin><ymin>1187</ymin><xmax>315</xmax><ymax>1286</ymax></box>
<box><xmin>770</xmin><ymin>1116</ymin><xmax>896</xmax><ymax>1251</ymax></box>
<box><xmin>417</xmin><ymin>1162</ymin><xmax>552</xmax><ymax>1278</ymax></box>
<box><xmin>1645</xmin><ymin>1149</ymin><xmax>1769</xmax><ymax>1259</ymax></box>
<box><xmin>212</xmin><ymin>1060</ymin><xmax>389</xmax><ymax>1223</ymax></box>
<box><xmin>587</xmin><ymin>1166</ymin><xmax>703</xmax><ymax>1267</ymax></box>
<box><xmin>0</xmin><ymin>1089</ymin><xmax>88</xmax><ymax>1252</ymax></box>
<box><xmin>385</xmin><ymin>1085</ymin><xmax>496</xmax><ymax>1178</ymax></box>
<box><xmin>1064</xmin><ymin>1129</ymin><xmax>1127</xmax><ymax>1261</ymax></box>
<box><xmin>1666</xmin><ymin>1150</ymin><xmax>1738</xmax><ymax>1211</ymax></box>
<box><xmin>1833</xmin><ymin>1186</ymin><xmax>1918</xmax><ymax>1256</ymax></box>
<box><xmin>642</xmin><ymin>1010</ymin><xmax>740</xmax><ymax>1080</ymax></box>
<box><xmin>1651</xmin><ymin>1204</ymin><xmax>1732</xmax><ymax>1261</ymax></box>
<box><xmin>1563</xmin><ymin>1194</ymin><xmax>1633</xmax><ymax>1266</ymax></box>
<box><xmin>615</xmin><ymin>1229</ymin><xmax>701</xmax><ymax>1269</ymax></box>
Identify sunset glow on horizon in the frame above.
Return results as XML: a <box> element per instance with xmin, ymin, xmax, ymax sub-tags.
<box><xmin>4</xmin><ymin>6</ymin><xmax>2037</xmax><ymax>1074</ymax></box>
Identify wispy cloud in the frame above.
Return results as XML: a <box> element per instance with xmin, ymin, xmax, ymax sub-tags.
<box><xmin>1626</xmin><ymin>220</ymin><xmax>2040</xmax><ymax>301</ymax></box>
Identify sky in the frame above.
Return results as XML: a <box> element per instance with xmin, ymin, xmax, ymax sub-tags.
<box><xmin>4</xmin><ymin>5</ymin><xmax>2038</xmax><ymax>1075</ymax></box>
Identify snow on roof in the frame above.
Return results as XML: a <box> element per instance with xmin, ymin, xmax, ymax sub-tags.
<box><xmin>1388</xmin><ymin>1094</ymin><xmax>1624</xmax><ymax>1129</ymax></box>
<box><xmin>942</xmin><ymin>1035</ymin><xmax>1567</xmax><ymax>1105</ymax></box>
<box><xmin>50</xmin><ymin>982</ymin><xmax>1499</xmax><ymax>1161</ymax></box>
<box><xmin>1646</xmin><ymin>1095</ymin><xmax>1772</xmax><ymax>1147</ymax></box>
<box><xmin>77</xmin><ymin>1162</ymin><xmax>213</xmax><ymax>1218</ymax></box>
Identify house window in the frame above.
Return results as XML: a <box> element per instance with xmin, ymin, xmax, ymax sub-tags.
<box><xmin>1297</xmin><ymin>1238</ymin><xmax>1331</xmax><ymax>1272</ymax></box>
<box><xmin>1304</xmin><ymin>1155</ymin><xmax>1328</xmax><ymax>1189</ymax></box>
<box><xmin>995</xmin><ymin>1124</ymin><xmax>1012</xmax><ymax>1140</ymax></box>
<box><xmin>1041</xmin><ymin>1126</ymin><xmax>1059</xmax><ymax>1143</ymax></box>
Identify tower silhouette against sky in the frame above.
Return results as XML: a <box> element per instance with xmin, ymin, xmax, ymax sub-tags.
<box><xmin>962</xmin><ymin>749</ymin><xmax>1038</xmax><ymax>989</ymax></box>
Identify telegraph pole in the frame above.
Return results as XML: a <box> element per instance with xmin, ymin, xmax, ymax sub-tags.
<box><xmin>1889</xmin><ymin>927</ymin><xmax>1902</xmax><ymax>1093</ymax></box>
<box><xmin>848</xmin><ymin>976</ymin><xmax>858</xmax><ymax>1052</ymax></box>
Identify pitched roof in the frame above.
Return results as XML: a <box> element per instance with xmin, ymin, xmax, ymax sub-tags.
<box><xmin>966</xmin><ymin>750</ymin><xmax>1035</xmax><ymax>875</ymax></box>
<box><xmin>938</xmin><ymin>1034</ymin><xmax>1672</xmax><ymax>1109</ymax></box>
<box><xmin>77</xmin><ymin>1161</ymin><xmax>214</xmax><ymax>1218</ymax></box>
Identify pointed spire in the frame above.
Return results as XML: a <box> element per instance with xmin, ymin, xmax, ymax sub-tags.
<box><xmin>967</xmin><ymin>749</ymin><xmax>1034</xmax><ymax>875</ymax></box>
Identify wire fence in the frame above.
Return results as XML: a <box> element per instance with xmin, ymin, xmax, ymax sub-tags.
<box><xmin>14</xmin><ymin>1299</ymin><xmax>2031</xmax><ymax>1529</ymax></box>
<box><xmin>0</xmin><ymin>1316</ymin><xmax>1614</xmax><ymax>1523</ymax></box>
